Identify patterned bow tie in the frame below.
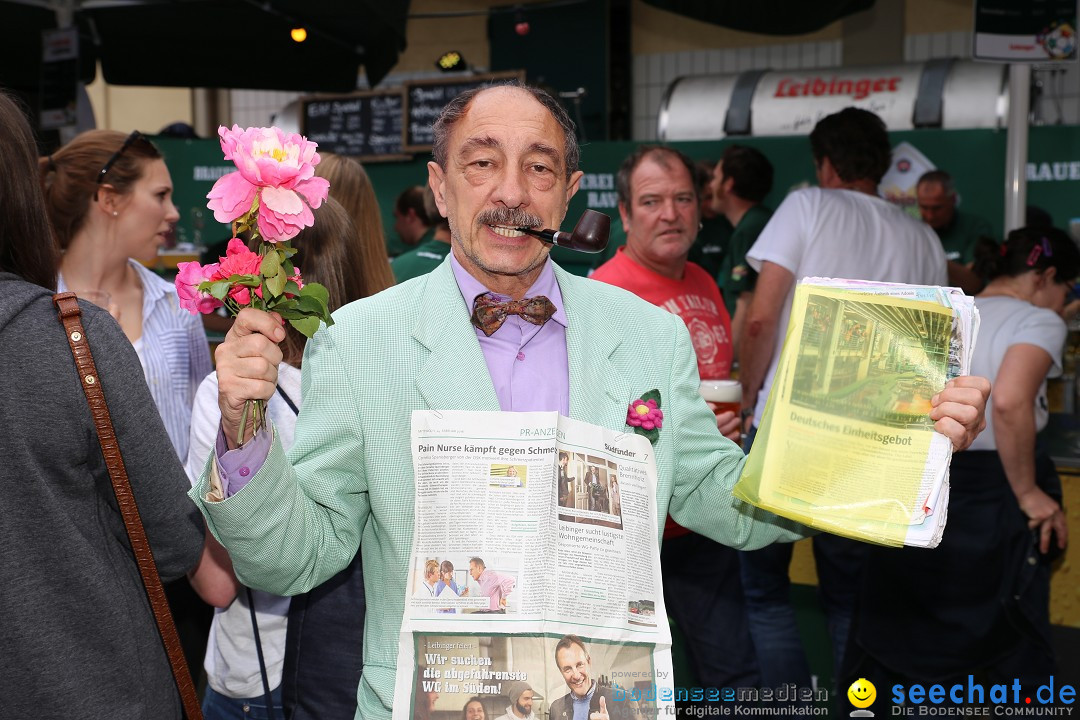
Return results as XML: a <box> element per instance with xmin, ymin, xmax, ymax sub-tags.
<box><xmin>470</xmin><ymin>293</ymin><xmax>557</xmax><ymax>337</ymax></box>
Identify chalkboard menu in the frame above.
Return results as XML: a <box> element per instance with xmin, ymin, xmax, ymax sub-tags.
<box><xmin>403</xmin><ymin>71</ymin><xmax>525</xmax><ymax>152</ymax></box>
<box><xmin>303</xmin><ymin>90</ymin><xmax>405</xmax><ymax>160</ymax></box>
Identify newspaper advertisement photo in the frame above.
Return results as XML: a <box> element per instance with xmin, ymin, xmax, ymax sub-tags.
<box><xmin>393</xmin><ymin>410</ymin><xmax>675</xmax><ymax>719</ymax></box>
<box><xmin>408</xmin><ymin>633</ymin><xmax>662</xmax><ymax>720</ymax></box>
<box><xmin>734</xmin><ymin>279</ymin><xmax>979</xmax><ymax>547</ymax></box>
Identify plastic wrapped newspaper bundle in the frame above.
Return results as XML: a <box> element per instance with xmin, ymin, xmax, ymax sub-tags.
<box><xmin>734</xmin><ymin>278</ymin><xmax>979</xmax><ymax>548</ymax></box>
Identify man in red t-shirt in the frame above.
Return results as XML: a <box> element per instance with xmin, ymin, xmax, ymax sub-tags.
<box><xmin>592</xmin><ymin>145</ymin><xmax>760</xmax><ymax>699</ymax></box>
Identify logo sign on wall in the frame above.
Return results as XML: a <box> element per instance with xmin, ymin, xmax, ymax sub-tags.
<box><xmin>973</xmin><ymin>0</ymin><xmax>1078</xmax><ymax>62</ymax></box>
<box><xmin>750</xmin><ymin>65</ymin><xmax>924</xmax><ymax>136</ymax></box>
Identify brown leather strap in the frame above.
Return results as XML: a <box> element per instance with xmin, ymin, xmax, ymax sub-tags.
<box><xmin>54</xmin><ymin>292</ymin><xmax>203</xmax><ymax>720</ymax></box>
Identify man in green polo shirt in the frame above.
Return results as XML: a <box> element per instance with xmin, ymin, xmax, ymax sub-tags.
<box><xmin>689</xmin><ymin>159</ymin><xmax>734</xmax><ymax>280</ymax></box>
<box><xmin>388</xmin><ymin>185</ymin><xmax>433</xmax><ymax>258</ymax></box>
<box><xmin>391</xmin><ymin>186</ymin><xmax>451</xmax><ymax>282</ymax></box>
<box><xmin>916</xmin><ymin>170</ymin><xmax>994</xmax><ymax>294</ymax></box>
<box><xmin>710</xmin><ymin>145</ymin><xmax>774</xmax><ymax>354</ymax></box>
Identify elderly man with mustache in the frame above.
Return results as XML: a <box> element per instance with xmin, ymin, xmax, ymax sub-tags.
<box><xmin>191</xmin><ymin>85</ymin><xmax>991</xmax><ymax>720</ymax></box>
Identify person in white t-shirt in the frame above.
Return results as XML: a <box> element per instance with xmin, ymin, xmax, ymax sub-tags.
<box><xmin>185</xmin><ymin>199</ymin><xmax>369</xmax><ymax>719</ymax></box>
<box><xmin>737</xmin><ymin>107</ymin><xmax>949</xmax><ymax>693</ymax></box>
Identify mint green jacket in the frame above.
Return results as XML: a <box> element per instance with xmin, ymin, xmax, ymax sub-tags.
<box><xmin>193</xmin><ymin>258</ymin><xmax>804</xmax><ymax>718</ymax></box>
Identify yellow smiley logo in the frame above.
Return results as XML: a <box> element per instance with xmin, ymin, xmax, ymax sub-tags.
<box><xmin>848</xmin><ymin>678</ymin><xmax>876</xmax><ymax>709</ymax></box>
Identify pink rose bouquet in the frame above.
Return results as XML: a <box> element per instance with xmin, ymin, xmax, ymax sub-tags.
<box><xmin>176</xmin><ymin>125</ymin><xmax>335</xmax><ymax>441</ymax></box>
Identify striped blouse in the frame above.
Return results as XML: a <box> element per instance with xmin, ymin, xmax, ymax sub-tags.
<box><xmin>59</xmin><ymin>260</ymin><xmax>213</xmax><ymax>461</ymax></box>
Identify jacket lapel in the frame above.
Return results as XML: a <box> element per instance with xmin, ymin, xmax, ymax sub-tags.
<box><xmin>412</xmin><ymin>261</ymin><xmax>501</xmax><ymax>412</ymax></box>
<box><xmin>557</xmin><ymin>266</ymin><xmax>634</xmax><ymax>432</ymax></box>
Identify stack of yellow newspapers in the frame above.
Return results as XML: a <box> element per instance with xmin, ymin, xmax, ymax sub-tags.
<box><xmin>734</xmin><ymin>278</ymin><xmax>979</xmax><ymax>548</ymax></box>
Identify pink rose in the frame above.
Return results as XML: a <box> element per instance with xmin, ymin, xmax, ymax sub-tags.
<box><xmin>206</xmin><ymin>125</ymin><xmax>330</xmax><ymax>242</ymax></box>
<box><xmin>229</xmin><ymin>286</ymin><xmax>252</xmax><ymax>305</ymax></box>
<box><xmin>175</xmin><ymin>261</ymin><xmax>222</xmax><ymax>315</ymax></box>
<box><xmin>212</xmin><ymin>238</ymin><xmax>262</xmax><ymax>280</ymax></box>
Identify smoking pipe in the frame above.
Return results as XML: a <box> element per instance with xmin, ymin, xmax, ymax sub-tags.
<box><xmin>516</xmin><ymin>209</ymin><xmax>610</xmax><ymax>253</ymax></box>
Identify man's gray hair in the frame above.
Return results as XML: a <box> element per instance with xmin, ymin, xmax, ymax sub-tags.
<box><xmin>431</xmin><ymin>82</ymin><xmax>580</xmax><ymax>181</ymax></box>
<box><xmin>917</xmin><ymin>169</ymin><xmax>956</xmax><ymax>197</ymax></box>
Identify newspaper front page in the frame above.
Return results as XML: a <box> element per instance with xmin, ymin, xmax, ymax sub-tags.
<box><xmin>735</xmin><ymin>279</ymin><xmax>979</xmax><ymax>547</ymax></box>
<box><xmin>394</xmin><ymin>410</ymin><xmax>674</xmax><ymax>719</ymax></box>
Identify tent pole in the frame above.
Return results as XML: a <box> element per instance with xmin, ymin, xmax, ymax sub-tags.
<box><xmin>1004</xmin><ymin>63</ymin><xmax>1030</xmax><ymax>234</ymax></box>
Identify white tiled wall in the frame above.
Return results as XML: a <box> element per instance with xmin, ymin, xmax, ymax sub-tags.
<box><xmin>1030</xmin><ymin>65</ymin><xmax>1080</xmax><ymax>126</ymax></box>
<box><xmin>905</xmin><ymin>30</ymin><xmax>1080</xmax><ymax>126</ymax></box>
<box><xmin>229</xmin><ymin>90</ymin><xmax>304</xmax><ymax>129</ymax></box>
<box><xmin>631</xmin><ymin>40</ymin><xmax>843</xmax><ymax>140</ymax></box>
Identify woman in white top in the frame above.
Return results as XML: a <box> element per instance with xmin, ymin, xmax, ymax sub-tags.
<box><xmin>847</xmin><ymin>226</ymin><xmax>1078</xmax><ymax>706</ymax></box>
<box><xmin>186</xmin><ymin>198</ymin><xmax>371</xmax><ymax>719</ymax></box>
<box><xmin>41</xmin><ymin>130</ymin><xmax>212</xmax><ymax>461</ymax></box>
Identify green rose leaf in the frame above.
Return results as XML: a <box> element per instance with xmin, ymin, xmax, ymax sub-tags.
<box><xmin>293</xmin><ymin>294</ymin><xmax>328</xmax><ymax>315</ymax></box>
<box><xmin>289</xmin><ymin>315</ymin><xmax>322</xmax><ymax>338</ymax></box>
<box><xmin>300</xmin><ymin>282</ymin><xmax>330</xmax><ymax>307</ymax></box>
<box><xmin>640</xmin><ymin>389</ymin><xmax>661</xmax><ymax>406</ymax></box>
<box><xmin>266</xmin><ymin>268</ymin><xmax>287</xmax><ymax>297</ymax></box>
<box><xmin>260</xmin><ymin>250</ymin><xmax>282</xmax><ymax>278</ymax></box>
<box><xmin>209</xmin><ymin>281</ymin><xmax>232</xmax><ymax>300</ymax></box>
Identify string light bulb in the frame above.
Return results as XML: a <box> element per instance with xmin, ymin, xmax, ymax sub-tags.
<box><xmin>436</xmin><ymin>51</ymin><xmax>465</xmax><ymax>71</ymax></box>
<box><xmin>291</xmin><ymin>27</ymin><xmax>307</xmax><ymax>43</ymax></box>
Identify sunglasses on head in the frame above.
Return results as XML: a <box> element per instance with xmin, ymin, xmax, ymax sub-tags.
<box><xmin>96</xmin><ymin>130</ymin><xmax>145</xmax><ymax>185</ymax></box>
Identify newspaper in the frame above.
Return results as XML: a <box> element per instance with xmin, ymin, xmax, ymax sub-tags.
<box><xmin>393</xmin><ymin>410</ymin><xmax>675</xmax><ymax>719</ymax></box>
<box><xmin>734</xmin><ymin>278</ymin><xmax>979</xmax><ymax>548</ymax></box>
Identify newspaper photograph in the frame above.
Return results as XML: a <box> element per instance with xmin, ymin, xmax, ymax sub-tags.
<box><xmin>393</xmin><ymin>410</ymin><xmax>675</xmax><ymax>719</ymax></box>
<box><xmin>734</xmin><ymin>279</ymin><xmax>979</xmax><ymax>547</ymax></box>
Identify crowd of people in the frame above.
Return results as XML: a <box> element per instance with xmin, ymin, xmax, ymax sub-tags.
<box><xmin>7</xmin><ymin>71</ymin><xmax>1071</xmax><ymax>720</ymax></box>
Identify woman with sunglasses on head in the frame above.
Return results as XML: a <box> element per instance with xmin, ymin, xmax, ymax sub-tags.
<box><xmin>41</xmin><ymin>128</ymin><xmax>215</xmax><ymax>680</ymax></box>
<box><xmin>843</xmin><ymin>227</ymin><xmax>1078</xmax><ymax>707</ymax></box>
<box><xmin>41</xmin><ymin>129</ymin><xmax>212</xmax><ymax>463</ymax></box>
<box><xmin>0</xmin><ymin>94</ymin><xmax>206</xmax><ymax>719</ymax></box>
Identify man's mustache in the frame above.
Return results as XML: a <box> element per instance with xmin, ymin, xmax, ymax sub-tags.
<box><xmin>477</xmin><ymin>208</ymin><xmax>544</xmax><ymax>229</ymax></box>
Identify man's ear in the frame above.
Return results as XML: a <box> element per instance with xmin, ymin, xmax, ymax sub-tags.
<box><xmin>618</xmin><ymin>201</ymin><xmax>631</xmax><ymax>235</ymax></box>
<box><xmin>428</xmin><ymin>161</ymin><xmax>448</xmax><ymax>217</ymax></box>
<box><xmin>816</xmin><ymin>156</ymin><xmax>841</xmax><ymax>189</ymax></box>
<box><xmin>565</xmin><ymin>170</ymin><xmax>583</xmax><ymax>204</ymax></box>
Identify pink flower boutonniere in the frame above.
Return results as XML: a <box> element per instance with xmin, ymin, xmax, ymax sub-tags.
<box><xmin>627</xmin><ymin>389</ymin><xmax>663</xmax><ymax>444</ymax></box>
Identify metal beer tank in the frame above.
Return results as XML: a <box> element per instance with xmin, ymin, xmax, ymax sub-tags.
<box><xmin>658</xmin><ymin>59</ymin><xmax>1008</xmax><ymax>139</ymax></box>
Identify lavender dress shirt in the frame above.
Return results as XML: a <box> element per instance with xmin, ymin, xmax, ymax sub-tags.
<box><xmin>215</xmin><ymin>254</ymin><xmax>570</xmax><ymax>495</ymax></box>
